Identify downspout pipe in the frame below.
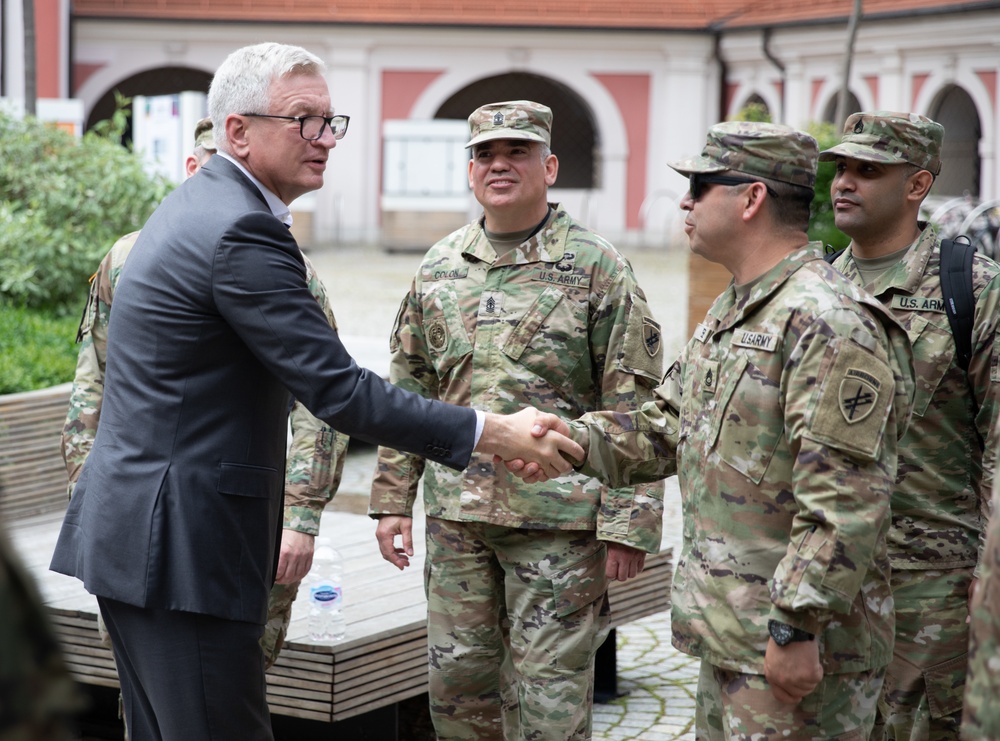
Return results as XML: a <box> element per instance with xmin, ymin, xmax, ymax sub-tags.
<box><xmin>763</xmin><ymin>27</ymin><xmax>787</xmax><ymax>121</ymax></box>
<box><xmin>713</xmin><ymin>29</ymin><xmax>728</xmax><ymax>121</ymax></box>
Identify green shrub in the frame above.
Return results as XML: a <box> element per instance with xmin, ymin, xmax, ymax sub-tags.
<box><xmin>0</xmin><ymin>106</ymin><xmax>172</xmax><ymax>315</ymax></box>
<box><xmin>0</xmin><ymin>302</ymin><xmax>79</xmax><ymax>394</ymax></box>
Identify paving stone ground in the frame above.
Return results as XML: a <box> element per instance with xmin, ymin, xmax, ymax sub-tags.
<box><xmin>310</xmin><ymin>241</ymin><xmax>698</xmax><ymax>740</ymax></box>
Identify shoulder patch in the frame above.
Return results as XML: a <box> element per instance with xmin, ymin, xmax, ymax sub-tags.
<box><xmin>642</xmin><ymin>318</ymin><xmax>661</xmax><ymax>358</ymax></box>
<box><xmin>619</xmin><ymin>296</ymin><xmax>663</xmax><ymax>382</ymax></box>
<box><xmin>809</xmin><ymin>340</ymin><xmax>894</xmax><ymax>461</ymax></box>
<box><xmin>839</xmin><ymin>368</ymin><xmax>881</xmax><ymax>424</ymax></box>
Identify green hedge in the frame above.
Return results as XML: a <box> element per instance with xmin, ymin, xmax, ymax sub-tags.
<box><xmin>0</xmin><ymin>303</ymin><xmax>79</xmax><ymax>394</ymax></box>
<box><xmin>0</xmin><ymin>107</ymin><xmax>171</xmax><ymax>316</ymax></box>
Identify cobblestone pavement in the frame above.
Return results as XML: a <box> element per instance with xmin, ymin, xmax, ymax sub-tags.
<box><xmin>309</xmin><ymin>241</ymin><xmax>698</xmax><ymax>741</ymax></box>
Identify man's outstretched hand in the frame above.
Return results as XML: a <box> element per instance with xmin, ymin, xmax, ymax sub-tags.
<box><xmin>477</xmin><ymin>408</ymin><xmax>581</xmax><ymax>482</ymax></box>
<box><xmin>498</xmin><ymin>412</ymin><xmax>574</xmax><ymax>483</ymax></box>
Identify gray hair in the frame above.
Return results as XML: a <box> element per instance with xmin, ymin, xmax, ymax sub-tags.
<box><xmin>208</xmin><ymin>42</ymin><xmax>325</xmax><ymax>153</ymax></box>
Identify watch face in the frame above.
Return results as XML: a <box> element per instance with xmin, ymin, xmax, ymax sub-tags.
<box><xmin>768</xmin><ymin>620</ymin><xmax>794</xmax><ymax>646</ymax></box>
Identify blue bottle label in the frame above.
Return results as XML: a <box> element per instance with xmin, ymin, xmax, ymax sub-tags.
<box><xmin>310</xmin><ymin>584</ymin><xmax>342</xmax><ymax>607</ymax></box>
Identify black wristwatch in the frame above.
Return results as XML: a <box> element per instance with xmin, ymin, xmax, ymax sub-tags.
<box><xmin>768</xmin><ymin>620</ymin><xmax>815</xmax><ymax>647</ymax></box>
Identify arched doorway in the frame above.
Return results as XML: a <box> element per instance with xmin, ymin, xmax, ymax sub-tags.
<box><xmin>930</xmin><ymin>85</ymin><xmax>982</xmax><ymax>198</ymax></box>
<box><xmin>435</xmin><ymin>73</ymin><xmax>598</xmax><ymax>189</ymax></box>
<box><xmin>821</xmin><ymin>91</ymin><xmax>862</xmax><ymax>128</ymax></box>
<box><xmin>84</xmin><ymin>66</ymin><xmax>213</xmax><ymax>143</ymax></box>
<box><xmin>736</xmin><ymin>93</ymin><xmax>771</xmax><ymax>121</ymax></box>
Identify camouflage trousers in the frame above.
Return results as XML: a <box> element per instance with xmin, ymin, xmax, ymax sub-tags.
<box><xmin>260</xmin><ymin>580</ymin><xmax>301</xmax><ymax>670</ymax></box>
<box><xmin>695</xmin><ymin>660</ymin><xmax>884</xmax><ymax>740</ymax></box>
<box><xmin>871</xmin><ymin>568</ymin><xmax>971</xmax><ymax>741</ymax></box>
<box><xmin>424</xmin><ymin>517</ymin><xmax>611</xmax><ymax>741</ymax></box>
<box><xmin>963</xmin><ymin>513</ymin><xmax>1000</xmax><ymax>741</ymax></box>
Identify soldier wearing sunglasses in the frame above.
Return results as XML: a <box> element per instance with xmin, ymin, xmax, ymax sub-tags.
<box><xmin>515</xmin><ymin>121</ymin><xmax>917</xmax><ymax>739</ymax></box>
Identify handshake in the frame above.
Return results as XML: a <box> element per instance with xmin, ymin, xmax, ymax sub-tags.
<box><xmin>476</xmin><ymin>407</ymin><xmax>583</xmax><ymax>483</ymax></box>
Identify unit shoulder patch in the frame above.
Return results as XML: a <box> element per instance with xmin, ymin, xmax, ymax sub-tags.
<box><xmin>809</xmin><ymin>339</ymin><xmax>894</xmax><ymax>461</ymax></box>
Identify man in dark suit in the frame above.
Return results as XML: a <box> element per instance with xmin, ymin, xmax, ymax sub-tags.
<box><xmin>50</xmin><ymin>42</ymin><xmax>581</xmax><ymax>741</ymax></box>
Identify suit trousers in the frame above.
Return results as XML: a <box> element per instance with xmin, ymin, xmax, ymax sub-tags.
<box><xmin>98</xmin><ymin>597</ymin><xmax>272</xmax><ymax>741</ymax></box>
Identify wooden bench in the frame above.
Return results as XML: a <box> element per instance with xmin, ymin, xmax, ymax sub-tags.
<box><xmin>1</xmin><ymin>385</ymin><xmax>673</xmax><ymax>728</ymax></box>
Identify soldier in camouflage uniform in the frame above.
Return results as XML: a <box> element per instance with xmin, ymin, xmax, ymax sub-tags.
<box><xmin>369</xmin><ymin>100</ymin><xmax>664</xmax><ymax>741</ymax></box>
<box><xmin>61</xmin><ymin>118</ymin><xmax>348</xmax><ymax>674</ymax></box>
<box><xmin>819</xmin><ymin>112</ymin><xmax>1000</xmax><ymax>741</ymax></box>
<box><xmin>519</xmin><ymin>121</ymin><xmax>917</xmax><ymax>739</ymax></box>
<box><xmin>964</xmin><ymin>463</ymin><xmax>1000</xmax><ymax>740</ymax></box>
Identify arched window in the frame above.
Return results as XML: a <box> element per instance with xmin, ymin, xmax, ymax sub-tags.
<box><xmin>821</xmin><ymin>91</ymin><xmax>862</xmax><ymax>128</ymax></box>
<box><xmin>931</xmin><ymin>85</ymin><xmax>982</xmax><ymax>198</ymax></box>
<box><xmin>435</xmin><ymin>73</ymin><xmax>598</xmax><ymax>189</ymax></box>
<box><xmin>85</xmin><ymin>67</ymin><xmax>212</xmax><ymax>144</ymax></box>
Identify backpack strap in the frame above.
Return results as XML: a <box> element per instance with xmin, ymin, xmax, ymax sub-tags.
<box><xmin>939</xmin><ymin>236</ymin><xmax>983</xmax><ymax>450</ymax></box>
<box><xmin>823</xmin><ymin>248</ymin><xmax>845</xmax><ymax>264</ymax></box>
<box><xmin>939</xmin><ymin>237</ymin><xmax>976</xmax><ymax>372</ymax></box>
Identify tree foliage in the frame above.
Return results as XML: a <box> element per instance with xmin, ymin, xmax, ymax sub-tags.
<box><xmin>729</xmin><ymin>105</ymin><xmax>849</xmax><ymax>251</ymax></box>
<box><xmin>807</xmin><ymin>121</ymin><xmax>851</xmax><ymax>251</ymax></box>
<box><xmin>0</xmin><ymin>101</ymin><xmax>172</xmax><ymax>314</ymax></box>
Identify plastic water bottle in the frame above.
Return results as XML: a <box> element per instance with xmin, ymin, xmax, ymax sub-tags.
<box><xmin>307</xmin><ymin>538</ymin><xmax>346</xmax><ymax>642</ymax></box>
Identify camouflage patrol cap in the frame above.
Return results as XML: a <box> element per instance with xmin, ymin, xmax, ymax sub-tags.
<box><xmin>669</xmin><ymin>121</ymin><xmax>818</xmax><ymax>189</ymax></box>
<box><xmin>818</xmin><ymin>111</ymin><xmax>943</xmax><ymax>175</ymax></box>
<box><xmin>193</xmin><ymin>116</ymin><xmax>216</xmax><ymax>151</ymax></box>
<box><xmin>465</xmin><ymin>100</ymin><xmax>552</xmax><ymax>148</ymax></box>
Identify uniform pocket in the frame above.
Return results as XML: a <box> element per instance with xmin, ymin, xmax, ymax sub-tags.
<box><xmin>502</xmin><ymin>286</ymin><xmax>589</xmax><ymax>389</ymax></box>
<box><xmin>551</xmin><ymin>545</ymin><xmax>609</xmax><ymax>618</ymax></box>
<box><xmin>924</xmin><ymin>652</ymin><xmax>967</xmax><ymax>719</ymax></box>
<box><xmin>714</xmin><ymin>355</ymin><xmax>782</xmax><ymax>485</ymax></box>
<box><xmin>900</xmin><ymin>313</ymin><xmax>952</xmax><ymax>418</ymax></box>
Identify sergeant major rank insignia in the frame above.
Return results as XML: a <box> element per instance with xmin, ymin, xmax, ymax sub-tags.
<box><xmin>839</xmin><ymin>368</ymin><xmax>881</xmax><ymax>423</ymax></box>
<box><xmin>493</xmin><ymin>112</ymin><xmax>504</xmax><ymax>126</ymax></box>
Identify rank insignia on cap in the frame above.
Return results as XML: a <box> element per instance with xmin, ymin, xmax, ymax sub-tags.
<box><xmin>493</xmin><ymin>112</ymin><xmax>504</xmax><ymax>126</ymax></box>
<box><xmin>643</xmin><ymin>318</ymin><xmax>661</xmax><ymax>358</ymax></box>
<box><xmin>839</xmin><ymin>368</ymin><xmax>881</xmax><ymax>423</ymax></box>
<box><xmin>854</xmin><ymin>119</ymin><xmax>865</xmax><ymax>133</ymax></box>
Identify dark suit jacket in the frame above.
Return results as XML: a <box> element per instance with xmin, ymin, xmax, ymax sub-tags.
<box><xmin>51</xmin><ymin>157</ymin><xmax>476</xmax><ymax>623</ymax></box>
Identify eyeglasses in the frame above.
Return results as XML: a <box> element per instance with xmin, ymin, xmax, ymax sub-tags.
<box><xmin>689</xmin><ymin>173</ymin><xmax>778</xmax><ymax>200</ymax></box>
<box><xmin>240</xmin><ymin>113</ymin><xmax>350</xmax><ymax>141</ymax></box>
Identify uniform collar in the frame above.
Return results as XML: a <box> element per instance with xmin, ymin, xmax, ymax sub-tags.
<box><xmin>462</xmin><ymin>203</ymin><xmax>569</xmax><ymax>266</ymax></box>
<box><xmin>839</xmin><ymin>223</ymin><xmax>935</xmax><ymax>297</ymax></box>
<box><xmin>710</xmin><ymin>242</ymin><xmax>824</xmax><ymax>332</ymax></box>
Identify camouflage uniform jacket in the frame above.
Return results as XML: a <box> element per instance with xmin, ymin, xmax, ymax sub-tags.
<box><xmin>369</xmin><ymin>204</ymin><xmax>664</xmax><ymax>552</ymax></box>
<box><xmin>567</xmin><ymin>244</ymin><xmax>915</xmax><ymax>674</ymax></box>
<box><xmin>61</xmin><ymin>232</ymin><xmax>345</xmax><ymax>536</ymax></box>
<box><xmin>832</xmin><ymin>224</ymin><xmax>1000</xmax><ymax>571</ymax></box>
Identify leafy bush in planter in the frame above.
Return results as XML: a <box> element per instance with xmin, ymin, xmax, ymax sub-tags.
<box><xmin>0</xmin><ymin>302</ymin><xmax>79</xmax><ymax>394</ymax></box>
<box><xmin>0</xmin><ymin>104</ymin><xmax>172</xmax><ymax>315</ymax></box>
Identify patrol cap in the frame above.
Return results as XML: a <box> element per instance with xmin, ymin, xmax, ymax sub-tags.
<box><xmin>668</xmin><ymin>121</ymin><xmax>818</xmax><ymax>189</ymax></box>
<box><xmin>466</xmin><ymin>100</ymin><xmax>552</xmax><ymax>148</ymax></box>
<box><xmin>193</xmin><ymin>116</ymin><xmax>216</xmax><ymax>151</ymax></box>
<box><xmin>818</xmin><ymin>111</ymin><xmax>943</xmax><ymax>175</ymax></box>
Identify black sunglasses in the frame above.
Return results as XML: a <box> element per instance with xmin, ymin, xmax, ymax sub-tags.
<box><xmin>689</xmin><ymin>173</ymin><xmax>779</xmax><ymax>200</ymax></box>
